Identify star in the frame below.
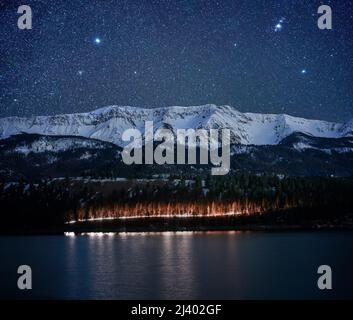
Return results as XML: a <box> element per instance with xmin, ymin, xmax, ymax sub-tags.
<box><xmin>274</xmin><ymin>23</ymin><xmax>282</xmax><ymax>32</ymax></box>
<box><xmin>274</xmin><ymin>17</ymin><xmax>285</xmax><ymax>32</ymax></box>
<box><xmin>94</xmin><ymin>38</ymin><xmax>101</xmax><ymax>44</ymax></box>
<box><xmin>77</xmin><ymin>70</ymin><xmax>84</xmax><ymax>76</ymax></box>
<box><xmin>301</xmin><ymin>69</ymin><xmax>307</xmax><ymax>74</ymax></box>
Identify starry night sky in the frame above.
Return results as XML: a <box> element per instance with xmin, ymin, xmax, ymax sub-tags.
<box><xmin>0</xmin><ymin>0</ymin><xmax>352</xmax><ymax>121</ymax></box>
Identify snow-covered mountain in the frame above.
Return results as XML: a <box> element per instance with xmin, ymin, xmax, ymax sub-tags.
<box><xmin>0</xmin><ymin>104</ymin><xmax>352</xmax><ymax>147</ymax></box>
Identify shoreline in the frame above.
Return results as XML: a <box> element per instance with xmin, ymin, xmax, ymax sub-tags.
<box><xmin>1</xmin><ymin>217</ymin><xmax>352</xmax><ymax>236</ymax></box>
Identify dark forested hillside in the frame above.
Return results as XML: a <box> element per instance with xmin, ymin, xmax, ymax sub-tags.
<box><xmin>1</xmin><ymin>133</ymin><xmax>353</xmax><ymax>181</ymax></box>
<box><xmin>1</xmin><ymin>175</ymin><xmax>352</xmax><ymax>233</ymax></box>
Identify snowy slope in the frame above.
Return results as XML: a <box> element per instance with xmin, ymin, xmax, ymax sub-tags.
<box><xmin>0</xmin><ymin>104</ymin><xmax>351</xmax><ymax>147</ymax></box>
<box><xmin>9</xmin><ymin>136</ymin><xmax>108</xmax><ymax>155</ymax></box>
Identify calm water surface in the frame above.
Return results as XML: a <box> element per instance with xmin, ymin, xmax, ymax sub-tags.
<box><xmin>0</xmin><ymin>231</ymin><xmax>352</xmax><ymax>299</ymax></box>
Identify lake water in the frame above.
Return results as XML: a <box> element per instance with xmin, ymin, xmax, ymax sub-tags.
<box><xmin>0</xmin><ymin>231</ymin><xmax>352</xmax><ymax>299</ymax></box>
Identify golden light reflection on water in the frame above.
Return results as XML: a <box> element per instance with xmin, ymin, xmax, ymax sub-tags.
<box><xmin>64</xmin><ymin>230</ymin><xmax>244</xmax><ymax>237</ymax></box>
<box><xmin>64</xmin><ymin>230</ymin><xmax>242</xmax><ymax>298</ymax></box>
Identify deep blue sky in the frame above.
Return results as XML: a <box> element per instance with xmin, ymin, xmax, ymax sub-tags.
<box><xmin>0</xmin><ymin>0</ymin><xmax>352</xmax><ymax>121</ymax></box>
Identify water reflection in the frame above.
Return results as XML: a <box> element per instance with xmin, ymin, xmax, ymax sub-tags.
<box><xmin>1</xmin><ymin>231</ymin><xmax>352</xmax><ymax>299</ymax></box>
<box><xmin>160</xmin><ymin>233</ymin><xmax>196</xmax><ymax>299</ymax></box>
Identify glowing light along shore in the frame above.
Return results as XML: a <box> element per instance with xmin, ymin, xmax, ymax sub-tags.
<box><xmin>65</xmin><ymin>211</ymin><xmax>243</xmax><ymax>224</ymax></box>
<box><xmin>65</xmin><ymin>200</ymin><xmax>294</xmax><ymax>225</ymax></box>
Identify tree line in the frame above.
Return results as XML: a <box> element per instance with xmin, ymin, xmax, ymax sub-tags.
<box><xmin>0</xmin><ymin>174</ymin><xmax>352</xmax><ymax>233</ymax></box>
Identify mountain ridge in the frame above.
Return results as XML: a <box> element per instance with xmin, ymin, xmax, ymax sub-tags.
<box><xmin>0</xmin><ymin>104</ymin><xmax>352</xmax><ymax>147</ymax></box>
